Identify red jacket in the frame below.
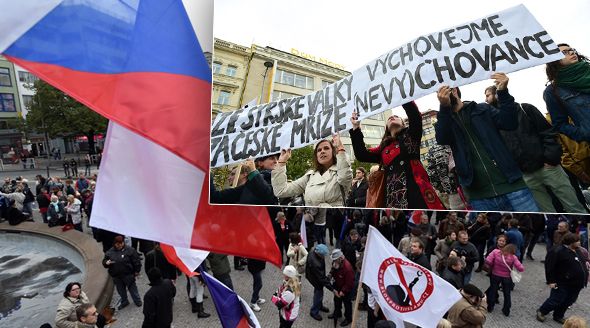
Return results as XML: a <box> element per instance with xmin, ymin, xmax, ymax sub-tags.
<box><xmin>331</xmin><ymin>258</ymin><xmax>355</xmax><ymax>295</ymax></box>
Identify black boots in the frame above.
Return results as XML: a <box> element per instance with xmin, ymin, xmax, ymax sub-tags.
<box><xmin>196</xmin><ymin>302</ymin><xmax>211</xmax><ymax>318</ymax></box>
<box><xmin>190</xmin><ymin>297</ymin><xmax>210</xmax><ymax>318</ymax></box>
<box><xmin>190</xmin><ymin>298</ymin><xmax>198</xmax><ymax>313</ymax></box>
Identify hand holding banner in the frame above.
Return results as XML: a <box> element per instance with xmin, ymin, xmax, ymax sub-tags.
<box><xmin>210</xmin><ymin>4</ymin><xmax>563</xmax><ymax>167</ymax></box>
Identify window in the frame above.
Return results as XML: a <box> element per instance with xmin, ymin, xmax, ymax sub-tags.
<box><xmin>275</xmin><ymin>69</ymin><xmax>314</xmax><ymax>89</ymax></box>
<box><xmin>362</xmin><ymin>125</ymin><xmax>384</xmax><ymax>139</ymax></box>
<box><xmin>423</xmin><ymin>126</ymin><xmax>434</xmax><ymax>136</ymax></box>
<box><xmin>0</xmin><ymin>68</ymin><xmax>11</xmax><ymax>87</ymax></box>
<box><xmin>217</xmin><ymin>90</ymin><xmax>230</xmax><ymax>105</ymax></box>
<box><xmin>0</xmin><ymin>121</ymin><xmax>7</xmax><ymax>130</ymax></box>
<box><xmin>22</xmin><ymin>95</ymin><xmax>33</xmax><ymax>109</ymax></box>
<box><xmin>212</xmin><ymin>62</ymin><xmax>222</xmax><ymax>74</ymax></box>
<box><xmin>272</xmin><ymin>91</ymin><xmax>300</xmax><ymax>102</ymax></box>
<box><xmin>0</xmin><ymin>93</ymin><xmax>16</xmax><ymax>112</ymax></box>
<box><xmin>18</xmin><ymin>71</ymin><xmax>38</xmax><ymax>84</ymax></box>
<box><xmin>225</xmin><ymin>65</ymin><xmax>237</xmax><ymax>77</ymax></box>
<box><xmin>369</xmin><ymin>112</ymin><xmax>384</xmax><ymax>120</ymax></box>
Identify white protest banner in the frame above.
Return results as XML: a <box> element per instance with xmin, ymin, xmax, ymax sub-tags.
<box><xmin>360</xmin><ymin>226</ymin><xmax>461</xmax><ymax>327</ymax></box>
<box><xmin>210</xmin><ymin>4</ymin><xmax>563</xmax><ymax>168</ymax></box>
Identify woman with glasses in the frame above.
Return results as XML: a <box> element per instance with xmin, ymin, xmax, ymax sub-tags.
<box><xmin>55</xmin><ymin>282</ymin><xmax>110</xmax><ymax>328</ymax></box>
<box><xmin>350</xmin><ymin>102</ymin><xmax>445</xmax><ymax>209</ymax></box>
<box><xmin>544</xmin><ymin>44</ymin><xmax>590</xmax><ymax>143</ymax></box>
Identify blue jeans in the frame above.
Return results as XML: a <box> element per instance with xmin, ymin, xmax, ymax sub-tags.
<box><xmin>310</xmin><ymin>287</ymin><xmax>324</xmax><ymax>316</ymax></box>
<box><xmin>469</xmin><ymin>188</ymin><xmax>540</xmax><ymax>212</ymax></box>
<box><xmin>464</xmin><ymin>271</ymin><xmax>473</xmax><ymax>286</ymax></box>
<box><xmin>113</xmin><ymin>275</ymin><xmax>141</xmax><ymax>304</ymax></box>
<box><xmin>487</xmin><ymin>274</ymin><xmax>512</xmax><ymax>313</ymax></box>
<box><xmin>314</xmin><ymin>224</ymin><xmax>326</xmax><ymax>245</ymax></box>
<box><xmin>539</xmin><ymin>285</ymin><xmax>582</xmax><ymax>320</ymax></box>
<box><xmin>250</xmin><ymin>271</ymin><xmax>262</xmax><ymax>304</ymax></box>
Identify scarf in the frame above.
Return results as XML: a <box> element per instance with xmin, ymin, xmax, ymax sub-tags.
<box><xmin>556</xmin><ymin>61</ymin><xmax>590</xmax><ymax>93</ymax></box>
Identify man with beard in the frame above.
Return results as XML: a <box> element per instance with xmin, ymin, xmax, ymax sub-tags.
<box><xmin>347</xmin><ymin>167</ymin><xmax>368</xmax><ymax>207</ymax></box>
<box><xmin>434</xmin><ymin>74</ymin><xmax>538</xmax><ymax>212</ymax></box>
<box><xmin>485</xmin><ymin>85</ymin><xmax>585</xmax><ymax>213</ymax></box>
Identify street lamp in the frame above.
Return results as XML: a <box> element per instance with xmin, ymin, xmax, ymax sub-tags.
<box><xmin>259</xmin><ymin>61</ymin><xmax>274</xmax><ymax>104</ymax></box>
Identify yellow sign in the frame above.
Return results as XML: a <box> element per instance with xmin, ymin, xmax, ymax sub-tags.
<box><xmin>290</xmin><ymin>48</ymin><xmax>345</xmax><ymax>70</ymax></box>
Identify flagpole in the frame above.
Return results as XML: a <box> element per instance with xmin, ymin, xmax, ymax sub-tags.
<box><xmin>351</xmin><ymin>226</ymin><xmax>375</xmax><ymax>328</ymax></box>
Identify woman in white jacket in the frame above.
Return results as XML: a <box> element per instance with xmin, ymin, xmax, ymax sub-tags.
<box><xmin>286</xmin><ymin>233</ymin><xmax>308</xmax><ymax>277</ymax></box>
<box><xmin>272</xmin><ymin>265</ymin><xmax>301</xmax><ymax>328</ymax></box>
<box><xmin>65</xmin><ymin>194</ymin><xmax>83</xmax><ymax>232</ymax></box>
<box><xmin>271</xmin><ymin>133</ymin><xmax>353</xmax><ymax>207</ymax></box>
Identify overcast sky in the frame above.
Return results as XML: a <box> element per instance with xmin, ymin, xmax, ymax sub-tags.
<box><xmin>214</xmin><ymin>0</ymin><xmax>590</xmax><ymax>114</ymax></box>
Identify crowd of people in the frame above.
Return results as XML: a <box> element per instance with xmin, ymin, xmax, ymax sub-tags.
<box><xmin>212</xmin><ymin>45</ymin><xmax>590</xmax><ymax>214</ymax></box>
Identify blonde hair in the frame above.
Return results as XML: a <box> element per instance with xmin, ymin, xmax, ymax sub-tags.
<box><xmin>285</xmin><ymin>276</ymin><xmax>301</xmax><ymax>297</ymax></box>
<box><xmin>436</xmin><ymin>319</ymin><xmax>451</xmax><ymax>328</ymax></box>
<box><xmin>564</xmin><ymin>316</ymin><xmax>588</xmax><ymax>328</ymax></box>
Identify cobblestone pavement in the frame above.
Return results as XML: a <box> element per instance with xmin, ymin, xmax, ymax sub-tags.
<box><xmin>107</xmin><ymin>242</ymin><xmax>589</xmax><ymax>328</ymax></box>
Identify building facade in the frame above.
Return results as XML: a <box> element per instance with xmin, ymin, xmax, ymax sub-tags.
<box><xmin>0</xmin><ymin>56</ymin><xmax>24</xmax><ymax>162</ymax></box>
<box><xmin>419</xmin><ymin>109</ymin><xmax>438</xmax><ymax>165</ymax></box>
<box><xmin>212</xmin><ymin>38</ymin><xmax>391</xmax><ymax>160</ymax></box>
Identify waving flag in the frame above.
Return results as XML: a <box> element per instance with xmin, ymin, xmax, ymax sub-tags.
<box><xmin>361</xmin><ymin>226</ymin><xmax>461</xmax><ymax>327</ymax></box>
<box><xmin>202</xmin><ymin>271</ymin><xmax>261</xmax><ymax>328</ymax></box>
<box><xmin>0</xmin><ymin>0</ymin><xmax>281</xmax><ymax>268</ymax></box>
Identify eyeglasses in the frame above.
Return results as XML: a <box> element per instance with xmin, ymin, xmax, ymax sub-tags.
<box><xmin>561</xmin><ymin>48</ymin><xmax>577</xmax><ymax>55</ymax></box>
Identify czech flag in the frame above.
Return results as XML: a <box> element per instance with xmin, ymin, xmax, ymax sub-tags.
<box><xmin>0</xmin><ymin>0</ymin><xmax>281</xmax><ymax>269</ymax></box>
<box><xmin>201</xmin><ymin>271</ymin><xmax>261</xmax><ymax>328</ymax></box>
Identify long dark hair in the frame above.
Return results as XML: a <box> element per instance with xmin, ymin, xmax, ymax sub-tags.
<box><xmin>546</xmin><ymin>43</ymin><xmax>589</xmax><ymax>83</ymax></box>
<box><xmin>63</xmin><ymin>282</ymin><xmax>81</xmax><ymax>297</ymax></box>
<box><xmin>312</xmin><ymin>139</ymin><xmax>337</xmax><ymax>174</ymax></box>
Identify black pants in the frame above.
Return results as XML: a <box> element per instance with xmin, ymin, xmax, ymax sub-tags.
<box><xmin>279</xmin><ymin>316</ymin><xmax>295</xmax><ymax>328</ymax></box>
<box><xmin>334</xmin><ymin>292</ymin><xmax>352</xmax><ymax>321</ymax></box>
<box><xmin>539</xmin><ymin>285</ymin><xmax>582</xmax><ymax>320</ymax></box>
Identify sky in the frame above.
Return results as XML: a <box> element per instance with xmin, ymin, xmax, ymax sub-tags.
<box><xmin>214</xmin><ymin>0</ymin><xmax>590</xmax><ymax>114</ymax></box>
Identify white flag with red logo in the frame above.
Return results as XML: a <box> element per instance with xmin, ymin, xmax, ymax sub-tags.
<box><xmin>361</xmin><ymin>226</ymin><xmax>461</xmax><ymax>327</ymax></box>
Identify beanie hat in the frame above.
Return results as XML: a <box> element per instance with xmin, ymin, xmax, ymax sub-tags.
<box><xmin>283</xmin><ymin>265</ymin><xmax>297</xmax><ymax>278</ymax></box>
<box><xmin>331</xmin><ymin>248</ymin><xmax>343</xmax><ymax>261</ymax></box>
<box><xmin>314</xmin><ymin>244</ymin><xmax>329</xmax><ymax>256</ymax></box>
<box><xmin>462</xmin><ymin>283</ymin><xmax>484</xmax><ymax>298</ymax></box>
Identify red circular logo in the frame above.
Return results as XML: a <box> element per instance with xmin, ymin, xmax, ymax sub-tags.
<box><xmin>377</xmin><ymin>257</ymin><xmax>434</xmax><ymax>312</ymax></box>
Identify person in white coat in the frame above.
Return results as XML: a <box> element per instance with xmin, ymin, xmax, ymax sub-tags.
<box><xmin>271</xmin><ymin>133</ymin><xmax>353</xmax><ymax>208</ymax></box>
<box><xmin>65</xmin><ymin>194</ymin><xmax>83</xmax><ymax>232</ymax></box>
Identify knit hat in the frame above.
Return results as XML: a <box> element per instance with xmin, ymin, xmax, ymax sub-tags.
<box><xmin>283</xmin><ymin>265</ymin><xmax>297</xmax><ymax>278</ymax></box>
<box><xmin>331</xmin><ymin>248</ymin><xmax>343</xmax><ymax>261</ymax></box>
<box><xmin>314</xmin><ymin>244</ymin><xmax>329</xmax><ymax>256</ymax></box>
<box><xmin>462</xmin><ymin>284</ymin><xmax>484</xmax><ymax>298</ymax></box>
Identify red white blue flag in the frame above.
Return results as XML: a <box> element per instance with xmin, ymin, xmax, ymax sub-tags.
<box><xmin>0</xmin><ymin>0</ymin><xmax>281</xmax><ymax>269</ymax></box>
<box><xmin>202</xmin><ymin>271</ymin><xmax>261</xmax><ymax>328</ymax></box>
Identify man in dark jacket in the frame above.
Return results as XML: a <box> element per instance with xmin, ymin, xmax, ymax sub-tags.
<box><xmin>142</xmin><ymin>268</ymin><xmax>176</xmax><ymax>328</ymax></box>
<box><xmin>206</xmin><ymin>253</ymin><xmax>234</xmax><ymax>290</ymax></box>
<box><xmin>450</xmin><ymin>231</ymin><xmax>479</xmax><ymax>285</ymax></box>
<box><xmin>347</xmin><ymin>168</ymin><xmax>368</xmax><ymax>207</ymax></box>
<box><xmin>485</xmin><ymin>85</ymin><xmax>585</xmax><ymax>213</ymax></box>
<box><xmin>102</xmin><ymin>235</ymin><xmax>142</xmax><ymax>309</ymax></box>
<box><xmin>341</xmin><ymin>229</ymin><xmax>362</xmax><ymax>272</ymax></box>
<box><xmin>537</xmin><ymin>233</ymin><xmax>589</xmax><ymax>324</ymax></box>
<box><xmin>525</xmin><ymin>214</ymin><xmax>546</xmax><ymax>260</ymax></box>
<box><xmin>434</xmin><ymin>74</ymin><xmax>538</xmax><ymax>212</ymax></box>
<box><xmin>328</xmin><ymin>249</ymin><xmax>355</xmax><ymax>327</ymax></box>
<box><xmin>306</xmin><ymin>244</ymin><xmax>332</xmax><ymax>321</ymax></box>
<box><xmin>408</xmin><ymin>240</ymin><xmax>431</xmax><ymax>270</ymax></box>
<box><xmin>442</xmin><ymin>256</ymin><xmax>465</xmax><ymax>289</ymax></box>
<box><xmin>144</xmin><ymin>244</ymin><xmax>178</xmax><ymax>282</ymax></box>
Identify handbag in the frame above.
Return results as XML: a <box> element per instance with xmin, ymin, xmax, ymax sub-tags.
<box><xmin>501</xmin><ymin>254</ymin><xmax>522</xmax><ymax>283</ymax></box>
<box><xmin>366</xmin><ymin>167</ymin><xmax>385</xmax><ymax>208</ymax></box>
